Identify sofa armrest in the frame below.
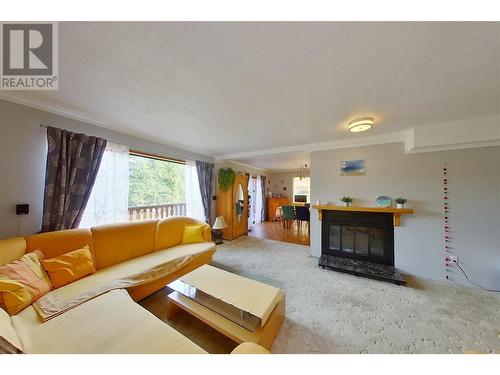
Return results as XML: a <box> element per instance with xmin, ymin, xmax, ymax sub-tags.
<box><xmin>202</xmin><ymin>224</ymin><xmax>212</xmax><ymax>242</ymax></box>
<box><xmin>230</xmin><ymin>342</ymin><xmax>271</xmax><ymax>354</ymax></box>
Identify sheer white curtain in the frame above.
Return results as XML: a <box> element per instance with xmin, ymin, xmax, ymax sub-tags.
<box><xmin>185</xmin><ymin>160</ymin><xmax>205</xmax><ymax>222</ymax></box>
<box><xmin>248</xmin><ymin>175</ymin><xmax>257</xmax><ymax>227</ymax></box>
<box><xmin>80</xmin><ymin>143</ymin><xmax>129</xmax><ymax>228</ymax></box>
<box><xmin>254</xmin><ymin>175</ymin><xmax>263</xmax><ymax>224</ymax></box>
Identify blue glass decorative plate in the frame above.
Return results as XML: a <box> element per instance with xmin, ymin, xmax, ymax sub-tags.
<box><xmin>376</xmin><ymin>196</ymin><xmax>392</xmax><ymax>208</ymax></box>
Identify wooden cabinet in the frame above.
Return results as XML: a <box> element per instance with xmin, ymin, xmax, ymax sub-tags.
<box><xmin>216</xmin><ymin>174</ymin><xmax>249</xmax><ymax>240</ymax></box>
<box><xmin>267</xmin><ymin>197</ymin><xmax>289</xmax><ymax>221</ymax></box>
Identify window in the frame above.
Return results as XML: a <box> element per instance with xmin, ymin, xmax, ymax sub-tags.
<box><xmin>293</xmin><ymin>177</ymin><xmax>310</xmax><ymax>203</ymax></box>
<box><xmin>81</xmin><ymin>147</ymin><xmax>194</xmax><ymax>227</ymax></box>
<box><xmin>129</xmin><ymin>153</ymin><xmax>185</xmax><ymax>207</ymax></box>
<box><xmin>128</xmin><ymin>152</ymin><xmax>186</xmax><ymax>220</ymax></box>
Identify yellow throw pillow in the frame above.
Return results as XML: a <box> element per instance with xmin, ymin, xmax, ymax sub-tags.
<box><xmin>182</xmin><ymin>224</ymin><xmax>206</xmax><ymax>244</ymax></box>
<box><xmin>40</xmin><ymin>245</ymin><xmax>96</xmax><ymax>289</ymax></box>
<box><xmin>0</xmin><ymin>250</ymin><xmax>52</xmax><ymax>315</ymax></box>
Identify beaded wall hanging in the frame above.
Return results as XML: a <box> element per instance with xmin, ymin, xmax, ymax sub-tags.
<box><xmin>443</xmin><ymin>162</ymin><xmax>452</xmax><ymax>279</ymax></box>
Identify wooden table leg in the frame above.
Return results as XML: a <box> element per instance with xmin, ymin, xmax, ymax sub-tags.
<box><xmin>166</xmin><ymin>297</ymin><xmax>182</xmax><ymax>320</ymax></box>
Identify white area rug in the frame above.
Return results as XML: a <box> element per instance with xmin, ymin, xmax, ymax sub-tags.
<box><xmin>141</xmin><ymin>236</ymin><xmax>500</xmax><ymax>353</ymax></box>
<box><xmin>213</xmin><ymin>236</ymin><xmax>500</xmax><ymax>354</ymax></box>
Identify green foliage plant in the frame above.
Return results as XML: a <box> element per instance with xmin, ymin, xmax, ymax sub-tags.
<box><xmin>340</xmin><ymin>196</ymin><xmax>353</xmax><ymax>204</ymax></box>
<box><xmin>218</xmin><ymin>168</ymin><xmax>235</xmax><ymax>192</ymax></box>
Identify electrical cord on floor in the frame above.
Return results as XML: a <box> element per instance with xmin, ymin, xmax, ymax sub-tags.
<box><xmin>452</xmin><ymin>260</ymin><xmax>500</xmax><ymax>293</ymax></box>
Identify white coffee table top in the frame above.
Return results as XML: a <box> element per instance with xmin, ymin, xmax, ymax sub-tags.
<box><xmin>179</xmin><ymin>264</ymin><xmax>282</xmax><ymax>326</ymax></box>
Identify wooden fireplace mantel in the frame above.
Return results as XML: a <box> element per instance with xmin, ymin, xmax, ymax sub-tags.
<box><xmin>311</xmin><ymin>205</ymin><xmax>414</xmax><ymax>227</ymax></box>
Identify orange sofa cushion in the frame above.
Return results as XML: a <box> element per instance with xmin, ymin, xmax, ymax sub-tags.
<box><xmin>0</xmin><ymin>237</ymin><xmax>26</xmax><ymax>266</ymax></box>
<box><xmin>40</xmin><ymin>246</ymin><xmax>96</xmax><ymax>288</ymax></box>
<box><xmin>91</xmin><ymin>220</ymin><xmax>158</xmax><ymax>269</ymax></box>
<box><xmin>25</xmin><ymin>229</ymin><xmax>94</xmax><ymax>260</ymax></box>
<box><xmin>155</xmin><ymin>217</ymin><xmax>212</xmax><ymax>250</ymax></box>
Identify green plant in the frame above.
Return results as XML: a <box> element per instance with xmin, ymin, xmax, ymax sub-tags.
<box><xmin>218</xmin><ymin>168</ymin><xmax>235</xmax><ymax>192</ymax></box>
<box><xmin>340</xmin><ymin>196</ymin><xmax>353</xmax><ymax>204</ymax></box>
<box><xmin>395</xmin><ymin>197</ymin><xmax>407</xmax><ymax>204</ymax></box>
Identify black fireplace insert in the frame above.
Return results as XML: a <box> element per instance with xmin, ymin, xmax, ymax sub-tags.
<box><xmin>321</xmin><ymin>210</ymin><xmax>394</xmax><ymax>266</ymax></box>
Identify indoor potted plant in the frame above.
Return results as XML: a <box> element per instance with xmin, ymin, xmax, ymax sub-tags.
<box><xmin>395</xmin><ymin>197</ymin><xmax>407</xmax><ymax>209</ymax></box>
<box><xmin>218</xmin><ymin>168</ymin><xmax>235</xmax><ymax>192</ymax></box>
<box><xmin>340</xmin><ymin>196</ymin><xmax>353</xmax><ymax>207</ymax></box>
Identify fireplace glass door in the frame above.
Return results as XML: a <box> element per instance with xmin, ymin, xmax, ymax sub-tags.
<box><xmin>328</xmin><ymin>224</ymin><xmax>385</xmax><ymax>262</ymax></box>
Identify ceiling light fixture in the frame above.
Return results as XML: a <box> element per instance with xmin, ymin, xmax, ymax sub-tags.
<box><xmin>298</xmin><ymin>163</ymin><xmax>309</xmax><ymax>180</ymax></box>
<box><xmin>348</xmin><ymin>117</ymin><xmax>374</xmax><ymax>133</ymax></box>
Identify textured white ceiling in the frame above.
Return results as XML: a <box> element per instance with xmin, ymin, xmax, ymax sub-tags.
<box><xmin>4</xmin><ymin>22</ymin><xmax>499</xmax><ymax>159</ymax></box>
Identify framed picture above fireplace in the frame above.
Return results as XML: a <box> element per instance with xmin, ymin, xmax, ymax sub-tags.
<box><xmin>339</xmin><ymin>159</ymin><xmax>365</xmax><ymax>176</ymax></box>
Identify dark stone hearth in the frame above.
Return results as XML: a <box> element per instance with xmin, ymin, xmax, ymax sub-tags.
<box><xmin>319</xmin><ymin>254</ymin><xmax>406</xmax><ymax>285</ymax></box>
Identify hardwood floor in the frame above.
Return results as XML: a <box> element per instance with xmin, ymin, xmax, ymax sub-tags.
<box><xmin>248</xmin><ymin>221</ymin><xmax>310</xmax><ymax>246</ymax></box>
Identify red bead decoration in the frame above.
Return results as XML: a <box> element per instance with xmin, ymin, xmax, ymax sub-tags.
<box><xmin>443</xmin><ymin>163</ymin><xmax>450</xmax><ymax>280</ymax></box>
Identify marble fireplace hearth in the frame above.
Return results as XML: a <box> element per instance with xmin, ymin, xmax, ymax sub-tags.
<box><xmin>319</xmin><ymin>254</ymin><xmax>406</xmax><ymax>285</ymax></box>
<box><xmin>315</xmin><ymin>207</ymin><xmax>411</xmax><ymax>285</ymax></box>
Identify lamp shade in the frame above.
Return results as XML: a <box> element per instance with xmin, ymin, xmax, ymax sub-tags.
<box><xmin>212</xmin><ymin>216</ymin><xmax>228</xmax><ymax>230</ymax></box>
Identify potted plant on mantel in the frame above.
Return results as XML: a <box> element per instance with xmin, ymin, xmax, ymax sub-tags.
<box><xmin>395</xmin><ymin>197</ymin><xmax>407</xmax><ymax>209</ymax></box>
<box><xmin>340</xmin><ymin>196</ymin><xmax>353</xmax><ymax>207</ymax></box>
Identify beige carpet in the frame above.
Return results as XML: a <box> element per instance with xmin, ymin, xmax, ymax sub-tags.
<box><xmin>141</xmin><ymin>236</ymin><xmax>500</xmax><ymax>354</ymax></box>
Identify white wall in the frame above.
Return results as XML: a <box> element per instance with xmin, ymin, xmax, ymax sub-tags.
<box><xmin>310</xmin><ymin>142</ymin><xmax>500</xmax><ymax>288</ymax></box>
<box><xmin>0</xmin><ymin>99</ymin><xmax>213</xmax><ymax>238</ymax></box>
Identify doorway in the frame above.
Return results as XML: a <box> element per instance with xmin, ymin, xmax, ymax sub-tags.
<box><xmin>249</xmin><ymin>172</ymin><xmax>310</xmax><ymax>246</ymax></box>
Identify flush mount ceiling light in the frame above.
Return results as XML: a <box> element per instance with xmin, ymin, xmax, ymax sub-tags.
<box><xmin>348</xmin><ymin>117</ymin><xmax>374</xmax><ymax>133</ymax></box>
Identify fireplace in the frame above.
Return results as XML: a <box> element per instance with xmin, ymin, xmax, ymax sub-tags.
<box><xmin>319</xmin><ymin>209</ymin><xmax>405</xmax><ymax>285</ymax></box>
<box><xmin>322</xmin><ymin>210</ymin><xmax>394</xmax><ymax>266</ymax></box>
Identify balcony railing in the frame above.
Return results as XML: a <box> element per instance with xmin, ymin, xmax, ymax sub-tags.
<box><xmin>128</xmin><ymin>203</ymin><xmax>186</xmax><ymax>221</ymax></box>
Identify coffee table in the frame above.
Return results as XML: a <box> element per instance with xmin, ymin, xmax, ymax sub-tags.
<box><xmin>166</xmin><ymin>265</ymin><xmax>285</xmax><ymax>350</ymax></box>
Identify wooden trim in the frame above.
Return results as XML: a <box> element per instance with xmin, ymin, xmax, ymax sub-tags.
<box><xmin>166</xmin><ymin>291</ymin><xmax>285</xmax><ymax>350</ymax></box>
<box><xmin>129</xmin><ymin>149</ymin><xmax>186</xmax><ymax>165</ymax></box>
<box><xmin>312</xmin><ymin>205</ymin><xmax>414</xmax><ymax>214</ymax></box>
<box><xmin>312</xmin><ymin>205</ymin><xmax>414</xmax><ymax>227</ymax></box>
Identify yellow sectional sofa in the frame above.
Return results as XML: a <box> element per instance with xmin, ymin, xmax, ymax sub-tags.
<box><xmin>0</xmin><ymin>216</ymin><xmax>267</xmax><ymax>354</ymax></box>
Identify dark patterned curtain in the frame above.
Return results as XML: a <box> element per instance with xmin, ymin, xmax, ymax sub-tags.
<box><xmin>260</xmin><ymin>175</ymin><xmax>267</xmax><ymax>221</ymax></box>
<box><xmin>41</xmin><ymin>126</ymin><xmax>107</xmax><ymax>232</ymax></box>
<box><xmin>195</xmin><ymin>160</ymin><xmax>214</xmax><ymax>223</ymax></box>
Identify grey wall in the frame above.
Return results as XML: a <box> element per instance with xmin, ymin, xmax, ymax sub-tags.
<box><xmin>310</xmin><ymin>142</ymin><xmax>500</xmax><ymax>288</ymax></box>
<box><xmin>0</xmin><ymin>99</ymin><xmax>213</xmax><ymax>238</ymax></box>
<box><xmin>268</xmin><ymin>170</ymin><xmax>310</xmax><ymax>200</ymax></box>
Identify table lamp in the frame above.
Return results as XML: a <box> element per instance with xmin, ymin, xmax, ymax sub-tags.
<box><xmin>212</xmin><ymin>216</ymin><xmax>228</xmax><ymax>245</ymax></box>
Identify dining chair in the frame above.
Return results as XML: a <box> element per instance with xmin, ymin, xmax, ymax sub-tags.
<box><xmin>282</xmin><ymin>205</ymin><xmax>296</xmax><ymax>229</ymax></box>
<box><xmin>272</xmin><ymin>206</ymin><xmax>283</xmax><ymax>222</ymax></box>
<box><xmin>295</xmin><ymin>205</ymin><xmax>310</xmax><ymax>232</ymax></box>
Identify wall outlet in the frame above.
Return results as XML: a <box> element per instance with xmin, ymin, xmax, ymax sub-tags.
<box><xmin>449</xmin><ymin>255</ymin><xmax>458</xmax><ymax>263</ymax></box>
